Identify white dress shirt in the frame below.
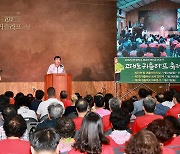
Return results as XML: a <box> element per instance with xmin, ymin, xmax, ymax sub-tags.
<box><xmin>47</xmin><ymin>64</ymin><xmax>65</xmax><ymax>74</ymax></box>
<box><xmin>36</xmin><ymin>98</ymin><xmax>65</xmax><ymax>118</ymax></box>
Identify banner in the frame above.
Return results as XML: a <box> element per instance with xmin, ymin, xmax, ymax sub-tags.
<box><xmin>115</xmin><ymin>57</ymin><xmax>180</xmax><ymax>83</ymax></box>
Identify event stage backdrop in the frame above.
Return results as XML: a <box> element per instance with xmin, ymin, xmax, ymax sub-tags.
<box><xmin>0</xmin><ymin>0</ymin><xmax>116</xmax><ymax>82</ymax></box>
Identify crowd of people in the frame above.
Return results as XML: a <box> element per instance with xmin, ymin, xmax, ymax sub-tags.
<box><xmin>117</xmin><ymin>28</ymin><xmax>180</xmax><ymax>57</ymax></box>
<box><xmin>0</xmin><ymin>87</ymin><xmax>179</xmax><ymax>154</ymax></box>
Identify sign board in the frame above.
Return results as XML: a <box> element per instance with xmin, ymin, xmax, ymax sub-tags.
<box><xmin>115</xmin><ymin>57</ymin><xmax>180</xmax><ymax>83</ymax></box>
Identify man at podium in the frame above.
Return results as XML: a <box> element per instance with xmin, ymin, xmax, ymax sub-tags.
<box><xmin>47</xmin><ymin>56</ymin><xmax>65</xmax><ymax>74</ymax></box>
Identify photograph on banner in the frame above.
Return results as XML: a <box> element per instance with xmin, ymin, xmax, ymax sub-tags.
<box><xmin>117</xmin><ymin>0</ymin><xmax>180</xmax><ymax>58</ymax></box>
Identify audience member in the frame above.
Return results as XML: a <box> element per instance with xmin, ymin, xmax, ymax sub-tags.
<box><xmin>94</xmin><ymin>94</ymin><xmax>110</xmax><ymax>117</ymax></box>
<box><xmin>166</xmin><ymin>92</ymin><xmax>180</xmax><ymax>118</ymax></box>
<box><xmin>74</xmin><ymin>92</ymin><xmax>82</xmax><ymax>100</ymax></box>
<box><xmin>164</xmin><ymin>116</ymin><xmax>180</xmax><ymax>151</ymax></box>
<box><xmin>60</xmin><ymin>90</ymin><xmax>72</xmax><ymax>108</ymax></box>
<box><xmin>73</xmin><ymin>98</ymin><xmax>88</xmax><ymax>130</ymax></box>
<box><xmin>104</xmin><ymin>93</ymin><xmax>113</xmax><ymax>110</ymax></box>
<box><xmin>132</xmin><ymin>88</ymin><xmax>147</xmax><ymax>116</ymax></box>
<box><xmin>132</xmin><ymin>97</ymin><xmax>163</xmax><ymax>134</ymax></box>
<box><xmin>30</xmin><ymin>128</ymin><xmax>60</xmax><ymax>154</ymax></box>
<box><xmin>0</xmin><ymin>95</ymin><xmax>10</xmax><ymax>126</ymax></box>
<box><xmin>17</xmin><ymin>96</ymin><xmax>37</xmax><ymax>121</ymax></box>
<box><xmin>0</xmin><ymin>115</ymin><xmax>31</xmax><ymax>154</ymax></box>
<box><xmin>0</xmin><ymin>105</ymin><xmax>29</xmax><ymax>141</ymax></box>
<box><xmin>125</xmin><ymin>130</ymin><xmax>161</xmax><ymax>154</ymax></box>
<box><xmin>69</xmin><ymin>112</ymin><xmax>113</xmax><ymax>154</ymax></box>
<box><xmin>37</xmin><ymin>87</ymin><xmax>64</xmax><ymax>119</ymax></box>
<box><xmin>36</xmin><ymin>103</ymin><xmax>63</xmax><ymax>130</ymax></box>
<box><xmin>56</xmin><ymin>117</ymin><xmax>75</xmax><ymax>153</ymax></box>
<box><xmin>84</xmin><ymin>94</ymin><xmax>94</xmax><ymax>110</ymax></box>
<box><xmin>121</xmin><ymin>99</ymin><xmax>136</xmax><ymax>123</ymax></box>
<box><xmin>147</xmin><ymin>119</ymin><xmax>175</xmax><ymax>154</ymax></box>
<box><xmin>27</xmin><ymin>93</ymin><xmax>34</xmax><ymax>104</ymax></box>
<box><xmin>162</xmin><ymin>91</ymin><xmax>174</xmax><ymax>109</ymax></box>
<box><xmin>30</xmin><ymin>90</ymin><xmax>44</xmax><ymax>112</ymax></box>
<box><xmin>154</xmin><ymin>93</ymin><xmax>169</xmax><ymax>116</ymax></box>
<box><xmin>102</xmin><ymin>97</ymin><xmax>121</xmax><ymax>132</ymax></box>
<box><xmin>143</xmin><ymin>47</ymin><xmax>154</xmax><ymax>57</ymax></box>
<box><xmin>108</xmin><ymin>108</ymin><xmax>131</xmax><ymax>148</ymax></box>
<box><xmin>164</xmin><ymin>116</ymin><xmax>180</xmax><ymax>136</ymax></box>
<box><xmin>14</xmin><ymin>92</ymin><xmax>24</xmax><ymax>110</ymax></box>
<box><xmin>4</xmin><ymin>91</ymin><xmax>14</xmax><ymax>104</ymax></box>
<box><xmin>64</xmin><ymin>94</ymin><xmax>78</xmax><ymax>118</ymax></box>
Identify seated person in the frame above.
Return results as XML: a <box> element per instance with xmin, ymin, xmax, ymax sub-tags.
<box><xmin>143</xmin><ymin>47</ymin><xmax>154</xmax><ymax>57</ymax></box>
<box><xmin>73</xmin><ymin>98</ymin><xmax>88</xmax><ymax>130</ymax></box>
<box><xmin>104</xmin><ymin>93</ymin><xmax>113</xmax><ymax>110</ymax></box>
<box><xmin>130</xmin><ymin>43</ymin><xmax>137</xmax><ymax>57</ymax></box>
<box><xmin>132</xmin><ymin>88</ymin><xmax>147</xmax><ymax>116</ymax></box>
<box><xmin>147</xmin><ymin>119</ymin><xmax>175</xmax><ymax>154</ymax></box>
<box><xmin>30</xmin><ymin>128</ymin><xmax>60</xmax><ymax>154</ymax></box>
<box><xmin>154</xmin><ymin>93</ymin><xmax>169</xmax><ymax>116</ymax></box>
<box><xmin>36</xmin><ymin>103</ymin><xmax>64</xmax><ymax>130</ymax></box>
<box><xmin>0</xmin><ymin>105</ymin><xmax>29</xmax><ymax>141</ymax></box>
<box><xmin>94</xmin><ymin>94</ymin><xmax>110</xmax><ymax>118</ymax></box>
<box><xmin>159</xmin><ymin>46</ymin><xmax>167</xmax><ymax>57</ymax></box>
<box><xmin>60</xmin><ymin>90</ymin><xmax>72</xmax><ymax>108</ymax></box>
<box><xmin>121</xmin><ymin>99</ymin><xmax>136</xmax><ymax>123</ymax></box>
<box><xmin>132</xmin><ymin>97</ymin><xmax>163</xmax><ymax>134</ymax></box>
<box><xmin>37</xmin><ymin>87</ymin><xmax>64</xmax><ymax>120</ymax></box>
<box><xmin>4</xmin><ymin>91</ymin><xmax>14</xmax><ymax>104</ymax></box>
<box><xmin>108</xmin><ymin>108</ymin><xmax>131</xmax><ymax>148</ymax></box>
<box><xmin>102</xmin><ymin>97</ymin><xmax>121</xmax><ymax>132</ymax></box>
<box><xmin>164</xmin><ymin>116</ymin><xmax>180</xmax><ymax>149</ymax></box>
<box><xmin>30</xmin><ymin>90</ymin><xmax>44</xmax><ymax>112</ymax></box>
<box><xmin>55</xmin><ymin>117</ymin><xmax>75</xmax><ymax>153</ymax></box>
<box><xmin>64</xmin><ymin>94</ymin><xmax>78</xmax><ymax>118</ymax></box>
<box><xmin>0</xmin><ymin>115</ymin><xmax>31</xmax><ymax>154</ymax></box>
<box><xmin>164</xmin><ymin>116</ymin><xmax>180</xmax><ymax>136</ymax></box>
<box><xmin>84</xmin><ymin>94</ymin><xmax>94</xmax><ymax>111</ymax></box>
<box><xmin>125</xmin><ymin>130</ymin><xmax>161</xmax><ymax>154</ymax></box>
<box><xmin>17</xmin><ymin>96</ymin><xmax>37</xmax><ymax>121</ymax></box>
<box><xmin>0</xmin><ymin>95</ymin><xmax>10</xmax><ymax>127</ymax></box>
<box><xmin>162</xmin><ymin>91</ymin><xmax>174</xmax><ymax>109</ymax></box>
<box><xmin>69</xmin><ymin>112</ymin><xmax>113</xmax><ymax>154</ymax></box>
<box><xmin>166</xmin><ymin>92</ymin><xmax>180</xmax><ymax>118</ymax></box>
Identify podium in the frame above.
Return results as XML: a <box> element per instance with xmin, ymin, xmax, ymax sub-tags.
<box><xmin>44</xmin><ymin>74</ymin><xmax>72</xmax><ymax>100</ymax></box>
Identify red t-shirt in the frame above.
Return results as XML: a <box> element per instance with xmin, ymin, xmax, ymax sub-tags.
<box><xmin>62</xmin><ymin>99</ymin><xmax>72</xmax><ymax>108</ymax></box>
<box><xmin>132</xmin><ymin>114</ymin><xmax>163</xmax><ymax>134</ymax></box>
<box><xmin>174</xmin><ymin>43</ymin><xmax>180</xmax><ymax>49</ymax></box>
<box><xmin>149</xmin><ymin>43</ymin><xmax>157</xmax><ymax>48</ymax></box>
<box><xmin>158</xmin><ymin>44</ymin><xmax>167</xmax><ymax>49</ymax></box>
<box><xmin>73</xmin><ymin>117</ymin><xmax>83</xmax><ymax>130</ymax></box>
<box><xmin>102</xmin><ymin>114</ymin><xmax>112</xmax><ymax>132</ymax></box>
<box><xmin>69</xmin><ymin>144</ymin><xmax>114</xmax><ymax>154</ymax></box>
<box><xmin>0</xmin><ymin>139</ymin><xmax>31</xmax><ymax>154</ymax></box>
<box><xmin>164</xmin><ymin>136</ymin><xmax>180</xmax><ymax>153</ymax></box>
<box><xmin>140</xmin><ymin>43</ymin><xmax>147</xmax><ymax>48</ymax></box>
<box><xmin>162</xmin><ymin>146</ymin><xmax>175</xmax><ymax>154</ymax></box>
<box><xmin>164</xmin><ymin>136</ymin><xmax>180</xmax><ymax>146</ymax></box>
<box><xmin>166</xmin><ymin>104</ymin><xmax>180</xmax><ymax>119</ymax></box>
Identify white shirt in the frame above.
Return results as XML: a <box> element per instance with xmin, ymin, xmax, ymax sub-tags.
<box><xmin>18</xmin><ymin>106</ymin><xmax>37</xmax><ymax>121</ymax></box>
<box><xmin>36</xmin><ymin>98</ymin><xmax>65</xmax><ymax>118</ymax></box>
<box><xmin>47</xmin><ymin>64</ymin><xmax>65</xmax><ymax>74</ymax></box>
<box><xmin>162</xmin><ymin>101</ymin><xmax>174</xmax><ymax>109</ymax></box>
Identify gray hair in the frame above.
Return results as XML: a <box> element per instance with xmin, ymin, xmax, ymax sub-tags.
<box><xmin>109</xmin><ymin>97</ymin><xmax>121</xmax><ymax>111</ymax></box>
<box><xmin>143</xmin><ymin>97</ymin><xmax>156</xmax><ymax>113</ymax></box>
<box><xmin>48</xmin><ymin>103</ymin><xmax>63</xmax><ymax>119</ymax></box>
